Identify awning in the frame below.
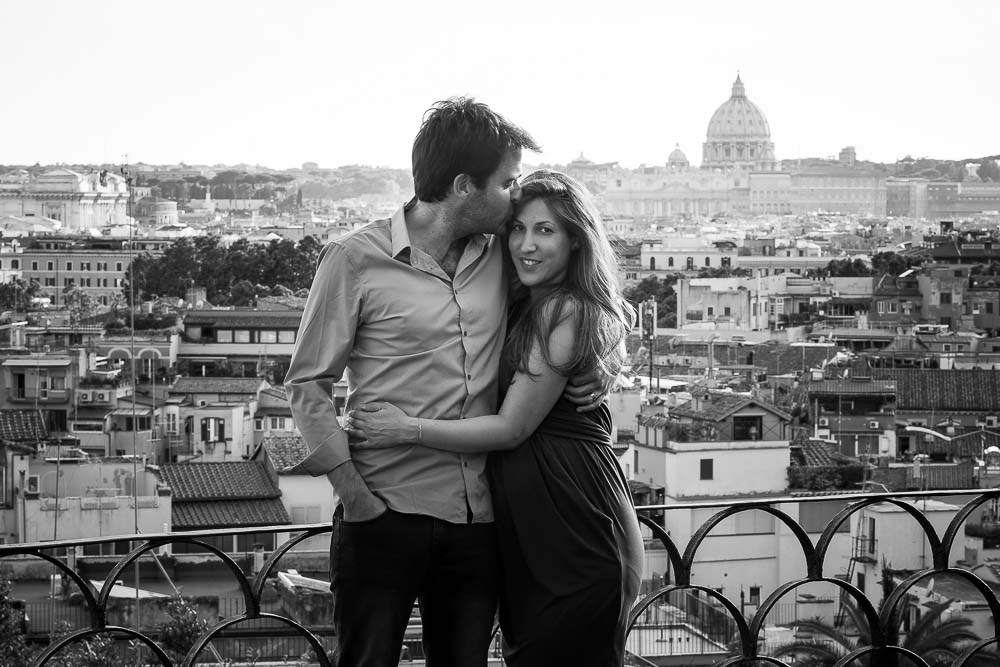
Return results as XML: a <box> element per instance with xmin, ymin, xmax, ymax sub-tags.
<box><xmin>71</xmin><ymin>408</ymin><xmax>110</xmax><ymax>420</ymax></box>
<box><xmin>110</xmin><ymin>407</ymin><xmax>153</xmax><ymax>416</ymax></box>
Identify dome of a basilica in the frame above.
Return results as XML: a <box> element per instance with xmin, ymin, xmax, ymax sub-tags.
<box><xmin>667</xmin><ymin>143</ymin><xmax>689</xmax><ymax>168</ymax></box>
<box><xmin>702</xmin><ymin>75</ymin><xmax>777</xmax><ymax>172</ymax></box>
<box><xmin>705</xmin><ymin>75</ymin><xmax>771</xmax><ymax>141</ymax></box>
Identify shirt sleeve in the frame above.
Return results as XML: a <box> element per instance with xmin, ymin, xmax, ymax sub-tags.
<box><xmin>283</xmin><ymin>242</ymin><xmax>359</xmax><ymax>475</ymax></box>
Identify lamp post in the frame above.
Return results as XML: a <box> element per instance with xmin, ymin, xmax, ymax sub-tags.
<box><xmin>641</xmin><ymin>299</ymin><xmax>657</xmax><ymax>393</ymax></box>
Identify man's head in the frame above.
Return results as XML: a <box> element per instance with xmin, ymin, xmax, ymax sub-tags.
<box><xmin>412</xmin><ymin>98</ymin><xmax>539</xmax><ymax>232</ymax></box>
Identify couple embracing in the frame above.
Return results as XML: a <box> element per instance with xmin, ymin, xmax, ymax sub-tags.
<box><xmin>284</xmin><ymin>97</ymin><xmax>643</xmax><ymax>667</ymax></box>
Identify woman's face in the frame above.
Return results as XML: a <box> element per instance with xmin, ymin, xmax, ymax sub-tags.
<box><xmin>508</xmin><ymin>198</ymin><xmax>574</xmax><ymax>295</ymax></box>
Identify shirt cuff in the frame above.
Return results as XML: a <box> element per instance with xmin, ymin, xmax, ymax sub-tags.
<box><xmin>284</xmin><ymin>430</ymin><xmax>350</xmax><ymax>476</ymax></box>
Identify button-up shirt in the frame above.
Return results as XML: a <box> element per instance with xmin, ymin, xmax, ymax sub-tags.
<box><xmin>284</xmin><ymin>205</ymin><xmax>506</xmax><ymax>524</ymax></box>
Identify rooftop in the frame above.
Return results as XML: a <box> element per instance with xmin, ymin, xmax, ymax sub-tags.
<box><xmin>169</xmin><ymin>377</ymin><xmax>267</xmax><ymax>395</ymax></box>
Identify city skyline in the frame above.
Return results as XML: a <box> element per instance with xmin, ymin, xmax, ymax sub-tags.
<box><xmin>1</xmin><ymin>0</ymin><xmax>996</xmax><ymax>170</ymax></box>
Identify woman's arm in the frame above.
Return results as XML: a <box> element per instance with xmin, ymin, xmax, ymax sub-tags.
<box><xmin>350</xmin><ymin>305</ymin><xmax>578</xmax><ymax>453</ymax></box>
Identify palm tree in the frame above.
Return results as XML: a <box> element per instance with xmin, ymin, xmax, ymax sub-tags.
<box><xmin>769</xmin><ymin>599</ymin><xmax>997</xmax><ymax>667</ymax></box>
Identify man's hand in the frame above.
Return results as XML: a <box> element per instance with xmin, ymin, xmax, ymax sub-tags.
<box><xmin>564</xmin><ymin>366</ymin><xmax>617</xmax><ymax>413</ymax></box>
<box><xmin>327</xmin><ymin>461</ymin><xmax>387</xmax><ymax>523</ymax></box>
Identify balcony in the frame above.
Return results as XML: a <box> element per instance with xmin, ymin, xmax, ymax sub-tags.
<box><xmin>7</xmin><ymin>388</ymin><xmax>70</xmax><ymax>403</ymax></box>
<box><xmin>2</xmin><ymin>489</ymin><xmax>1000</xmax><ymax>665</ymax></box>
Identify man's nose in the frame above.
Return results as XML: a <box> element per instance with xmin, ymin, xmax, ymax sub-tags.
<box><xmin>510</xmin><ymin>182</ymin><xmax>522</xmax><ymax>203</ymax></box>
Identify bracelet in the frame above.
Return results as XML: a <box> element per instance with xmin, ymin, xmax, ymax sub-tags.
<box><xmin>416</xmin><ymin>418</ymin><xmax>422</xmax><ymax>444</ymax></box>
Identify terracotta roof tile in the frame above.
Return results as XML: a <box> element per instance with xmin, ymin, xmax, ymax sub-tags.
<box><xmin>170</xmin><ymin>377</ymin><xmax>266</xmax><ymax>395</ymax></box>
<box><xmin>172</xmin><ymin>498</ymin><xmax>290</xmax><ymax>529</ymax></box>
<box><xmin>873</xmin><ymin>369</ymin><xmax>1000</xmax><ymax>411</ymax></box>
<box><xmin>262</xmin><ymin>435</ymin><xmax>310</xmax><ymax>472</ymax></box>
<box><xmin>0</xmin><ymin>409</ymin><xmax>47</xmax><ymax>442</ymax></box>
<box><xmin>183</xmin><ymin>310</ymin><xmax>302</xmax><ymax>328</ymax></box>
<box><xmin>160</xmin><ymin>461</ymin><xmax>279</xmax><ymax>501</ymax></box>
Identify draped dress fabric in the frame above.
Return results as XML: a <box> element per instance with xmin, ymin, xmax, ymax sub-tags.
<box><xmin>488</xmin><ymin>397</ymin><xmax>644</xmax><ymax>666</ymax></box>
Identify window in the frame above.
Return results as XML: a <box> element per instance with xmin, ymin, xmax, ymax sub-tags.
<box><xmin>876</xmin><ymin>301</ymin><xmax>885</xmax><ymax>314</ymax></box>
<box><xmin>216</xmin><ymin>329</ymin><xmax>233</xmax><ymax>343</ymax></box>
<box><xmin>888</xmin><ymin>302</ymin><xmax>898</xmax><ymax>314</ymax></box>
<box><xmin>47</xmin><ymin>261</ymin><xmax>54</xmax><ymax>271</ymax></box>
<box><xmin>166</xmin><ymin>413</ymin><xmax>178</xmax><ymax>434</ymax></box>
<box><xmin>733</xmin><ymin>415</ymin><xmax>763</xmax><ymax>440</ymax></box>
<box><xmin>748</xmin><ymin>586</ymin><xmax>761</xmax><ymax>605</ymax></box>
<box><xmin>200</xmin><ymin>417</ymin><xmax>226</xmax><ymax>442</ymax></box>
<box><xmin>291</xmin><ymin>505</ymin><xmax>322</xmax><ymax>525</ymax></box>
<box><xmin>686</xmin><ymin>257</ymin><xmax>695</xmax><ymax>270</ymax></box>
<box><xmin>254</xmin><ymin>418</ymin><xmax>264</xmax><ymax>431</ymax></box>
<box><xmin>940</xmin><ymin>292</ymin><xmax>952</xmax><ymax>305</ymax></box>
<box><xmin>10</xmin><ymin>259</ymin><xmax>18</xmax><ymax>269</ymax></box>
<box><xmin>235</xmin><ymin>330</ymin><xmax>250</xmax><ymax>343</ymax></box>
<box><xmin>649</xmin><ymin>257</ymin><xmax>656</xmax><ymax>270</ymax></box>
<box><xmin>278</xmin><ymin>330</ymin><xmax>295</xmax><ymax>344</ymax></box>
<box><xmin>259</xmin><ymin>330</ymin><xmax>277</xmax><ymax>344</ymax></box>
<box><xmin>116</xmin><ymin>262</ymin><xmax>123</xmax><ymax>271</ymax></box>
<box><xmin>721</xmin><ymin>257</ymin><xmax>731</xmax><ymax>268</ymax></box>
<box><xmin>269</xmin><ymin>416</ymin><xmax>286</xmax><ymax>430</ymax></box>
<box><xmin>704</xmin><ymin>257</ymin><xmax>711</xmax><ymax>267</ymax></box>
<box><xmin>724</xmin><ymin>306</ymin><xmax>731</xmax><ymax>317</ymax></box>
<box><xmin>31</xmin><ymin>261</ymin><xmax>38</xmax><ymax>270</ymax></box>
<box><xmin>66</xmin><ymin>261</ymin><xmax>73</xmax><ymax>270</ymax></box>
<box><xmin>707</xmin><ymin>307</ymin><xmax>714</xmax><ymax>316</ymax></box>
<box><xmin>699</xmin><ymin>458</ymin><xmax>713</xmax><ymax>480</ymax></box>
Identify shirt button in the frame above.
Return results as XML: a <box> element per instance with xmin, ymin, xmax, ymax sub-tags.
<box><xmin>463</xmin><ymin>331</ymin><xmax>468</xmax><ymax>336</ymax></box>
<box><xmin>467</xmin><ymin>374</ymin><xmax>472</xmax><ymax>380</ymax></box>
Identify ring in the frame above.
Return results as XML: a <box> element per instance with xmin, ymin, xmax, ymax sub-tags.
<box><xmin>590</xmin><ymin>392</ymin><xmax>598</xmax><ymax>401</ymax></box>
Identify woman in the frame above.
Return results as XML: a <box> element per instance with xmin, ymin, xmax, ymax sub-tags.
<box><xmin>349</xmin><ymin>170</ymin><xmax>643</xmax><ymax>666</ymax></box>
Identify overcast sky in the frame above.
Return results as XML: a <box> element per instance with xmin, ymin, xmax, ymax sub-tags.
<box><xmin>1</xmin><ymin>0</ymin><xmax>996</xmax><ymax>170</ymax></box>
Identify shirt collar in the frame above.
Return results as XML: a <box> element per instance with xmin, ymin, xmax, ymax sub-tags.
<box><xmin>391</xmin><ymin>199</ymin><xmax>491</xmax><ymax>260</ymax></box>
<box><xmin>390</xmin><ymin>202</ymin><xmax>413</xmax><ymax>259</ymax></box>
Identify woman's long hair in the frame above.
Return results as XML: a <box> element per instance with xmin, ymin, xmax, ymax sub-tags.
<box><xmin>504</xmin><ymin>170</ymin><xmax>635</xmax><ymax>378</ymax></box>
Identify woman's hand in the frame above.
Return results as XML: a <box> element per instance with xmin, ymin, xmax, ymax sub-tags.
<box><xmin>345</xmin><ymin>402</ymin><xmax>418</xmax><ymax>449</ymax></box>
<box><xmin>564</xmin><ymin>367</ymin><xmax>617</xmax><ymax>412</ymax></box>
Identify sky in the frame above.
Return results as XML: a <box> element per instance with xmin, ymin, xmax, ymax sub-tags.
<box><xmin>0</xmin><ymin>0</ymin><xmax>996</xmax><ymax>171</ymax></box>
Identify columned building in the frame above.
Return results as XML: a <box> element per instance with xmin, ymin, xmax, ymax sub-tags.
<box><xmin>702</xmin><ymin>75</ymin><xmax>778</xmax><ymax>173</ymax></box>
<box><xmin>601</xmin><ymin>75</ymin><xmax>775</xmax><ymax>220</ymax></box>
<box><xmin>0</xmin><ymin>169</ymin><xmax>131</xmax><ymax>232</ymax></box>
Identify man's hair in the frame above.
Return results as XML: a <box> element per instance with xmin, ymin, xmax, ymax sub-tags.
<box><xmin>412</xmin><ymin>97</ymin><xmax>540</xmax><ymax>203</ymax></box>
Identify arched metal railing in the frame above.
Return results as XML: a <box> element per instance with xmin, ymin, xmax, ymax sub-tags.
<box><xmin>4</xmin><ymin>488</ymin><xmax>1000</xmax><ymax>666</ymax></box>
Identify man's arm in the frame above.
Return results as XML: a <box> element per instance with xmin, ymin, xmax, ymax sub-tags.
<box><xmin>285</xmin><ymin>243</ymin><xmax>384</xmax><ymax>521</ymax></box>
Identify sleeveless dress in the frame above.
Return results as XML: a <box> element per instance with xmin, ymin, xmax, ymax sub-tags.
<box><xmin>488</xmin><ymin>396</ymin><xmax>644</xmax><ymax>666</ymax></box>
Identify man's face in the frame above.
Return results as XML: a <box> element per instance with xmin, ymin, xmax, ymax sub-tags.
<box><xmin>464</xmin><ymin>150</ymin><xmax>522</xmax><ymax>235</ymax></box>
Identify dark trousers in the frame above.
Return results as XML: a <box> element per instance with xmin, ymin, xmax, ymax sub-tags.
<box><xmin>330</xmin><ymin>508</ymin><xmax>499</xmax><ymax>667</ymax></box>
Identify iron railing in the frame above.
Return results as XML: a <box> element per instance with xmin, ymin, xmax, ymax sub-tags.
<box><xmin>2</xmin><ymin>488</ymin><xmax>1000</xmax><ymax>666</ymax></box>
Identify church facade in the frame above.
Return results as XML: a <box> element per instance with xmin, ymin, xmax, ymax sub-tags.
<box><xmin>0</xmin><ymin>169</ymin><xmax>131</xmax><ymax>232</ymax></box>
<box><xmin>603</xmin><ymin>75</ymin><xmax>776</xmax><ymax>219</ymax></box>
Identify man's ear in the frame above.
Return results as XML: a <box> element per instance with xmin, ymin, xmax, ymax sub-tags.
<box><xmin>452</xmin><ymin>173</ymin><xmax>474</xmax><ymax>198</ymax></box>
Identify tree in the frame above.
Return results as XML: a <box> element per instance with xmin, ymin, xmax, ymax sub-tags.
<box><xmin>62</xmin><ymin>285</ymin><xmax>97</xmax><ymax>326</ymax></box>
<box><xmin>871</xmin><ymin>251</ymin><xmax>920</xmax><ymax>277</ymax></box>
<box><xmin>0</xmin><ymin>568</ymin><xmax>34</xmax><ymax>666</ymax></box>
<box><xmin>770</xmin><ymin>598</ymin><xmax>997</xmax><ymax>666</ymax></box>
<box><xmin>978</xmin><ymin>159</ymin><xmax>1000</xmax><ymax>183</ymax></box>
<box><xmin>159</xmin><ymin>596</ymin><xmax>209</xmax><ymax>663</ymax></box>
<box><xmin>624</xmin><ymin>275</ymin><xmax>679</xmax><ymax>328</ymax></box>
<box><xmin>0</xmin><ymin>277</ymin><xmax>39</xmax><ymax>311</ymax></box>
<box><xmin>45</xmin><ymin>620</ymin><xmax>140</xmax><ymax>667</ymax></box>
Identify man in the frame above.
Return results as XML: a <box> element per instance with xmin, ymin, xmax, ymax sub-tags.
<box><xmin>284</xmin><ymin>98</ymin><xmax>605</xmax><ymax>666</ymax></box>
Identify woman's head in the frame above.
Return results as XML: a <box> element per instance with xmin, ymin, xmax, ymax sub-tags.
<box><xmin>504</xmin><ymin>170</ymin><xmax>634</xmax><ymax>377</ymax></box>
<box><xmin>510</xmin><ymin>170</ymin><xmax>617</xmax><ymax>297</ymax></box>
